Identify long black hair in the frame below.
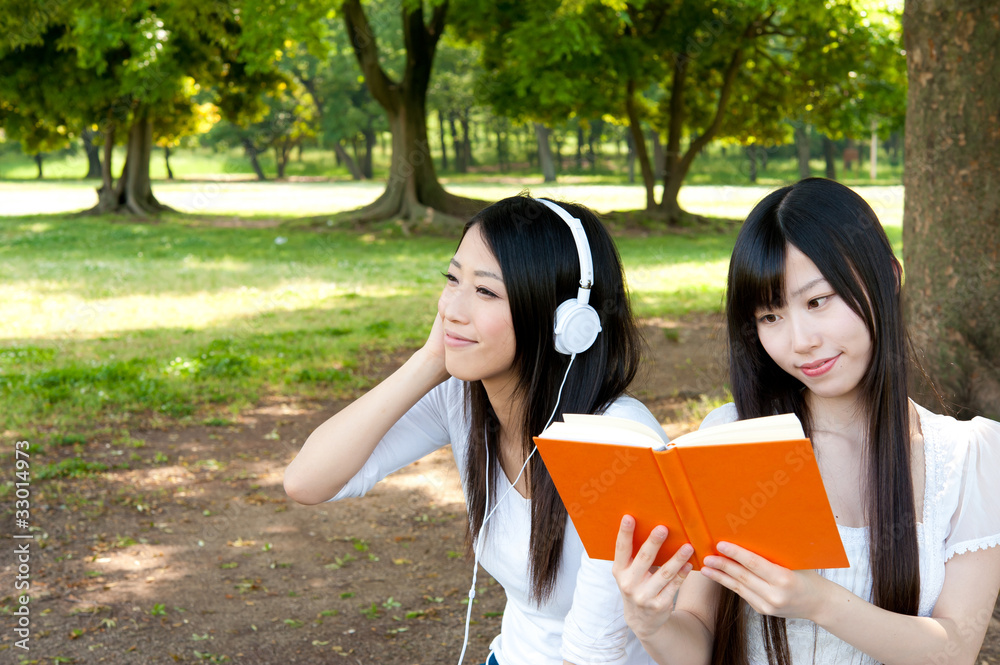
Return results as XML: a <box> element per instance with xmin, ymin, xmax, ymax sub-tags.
<box><xmin>714</xmin><ymin>178</ymin><xmax>919</xmax><ymax>665</ymax></box>
<box><xmin>461</xmin><ymin>194</ymin><xmax>643</xmax><ymax>603</ymax></box>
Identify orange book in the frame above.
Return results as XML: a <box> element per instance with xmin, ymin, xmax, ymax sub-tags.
<box><xmin>534</xmin><ymin>413</ymin><xmax>848</xmax><ymax>570</ymax></box>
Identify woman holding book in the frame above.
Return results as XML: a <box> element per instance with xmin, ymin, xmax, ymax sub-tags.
<box><xmin>285</xmin><ymin>194</ymin><xmax>666</xmax><ymax>665</ymax></box>
<box><xmin>613</xmin><ymin>177</ymin><xmax>1000</xmax><ymax>665</ymax></box>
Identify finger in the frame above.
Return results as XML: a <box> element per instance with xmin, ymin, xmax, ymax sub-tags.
<box><xmin>631</xmin><ymin>525</ymin><xmax>670</xmax><ymax>573</ymax></box>
<box><xmin>612</xmin><ymin>515</ymin><xmax>637</xmax><ymax>575</ymax></box>
<box><xmin>716</xmin><ymin>542</ymin><xmax>779</xmax><ymax>582</ymax></box>
<box><xmin>699</xmin><ymin>564</ymin><xmax>767</xmax><ymax>612</ymax></box>
<box><xmin>656</xmin><ymin>543</ymin><xmax>695</xmax><ymax>582</ymax></box>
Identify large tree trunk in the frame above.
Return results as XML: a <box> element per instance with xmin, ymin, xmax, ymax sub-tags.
<box><xmin>903</xmin><ymin>0</ymin><xmax>1000</xmax><ymax>419</ymax></box>
<box><xmin>794</xmin><ymin>123</ymin><xmax>811</xmax><ymax>180</ymax></box>
<box><xmin>34</xmin><ymin>153</ymin><xmax>43</xmax><ymax>179</ymax></box>
<box><xmin>341</xmin><ymin>0</ymin><xmax>481</xmax><ymax>229</ymax></box>
<box><xmin>82</xmin><ymin>127</ymin><xmax>102</xmax><ymax>179</ymax></box>
<box><xmin>87</xmin><ymin>110</ymin><xmax>170</xmax><ymax>216</ymax></box>
<box><xmin>534</xmin><ymin>122</ymin><xmax>556</xmax><ymax>182</ymax></box>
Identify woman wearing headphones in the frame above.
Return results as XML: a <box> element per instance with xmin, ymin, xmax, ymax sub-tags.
<box><xmin>284</xmin><ymin>194</ymin><xmax>665</xmax><ymax>665</ymax></box>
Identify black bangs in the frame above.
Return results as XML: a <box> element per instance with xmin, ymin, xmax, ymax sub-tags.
<box><xmin>728</xmin><ymin>187</ymin><xmax>793</xmax><ymax>322</ymax></box>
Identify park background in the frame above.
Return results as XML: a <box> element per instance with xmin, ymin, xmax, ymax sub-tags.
<box><xmin>1</xmin><ymin>0</ymin><xmax>998</xmax><ymax>663</ymax></box>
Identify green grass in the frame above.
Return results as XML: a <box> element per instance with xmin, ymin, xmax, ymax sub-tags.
<box><xmin>0</xmin><ymin>182</ymin><xmax>903</xmax><ymax>444</ymax></box>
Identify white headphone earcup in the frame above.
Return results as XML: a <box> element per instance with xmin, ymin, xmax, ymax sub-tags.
<box><xmin>553</xmin><ymin>300</ymin><xmax>602</xmax><ymax>355</ymax></box>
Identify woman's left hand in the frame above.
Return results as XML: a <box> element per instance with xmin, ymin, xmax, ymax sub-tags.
<box><xmin>699</xmin><ymin>541</ymin><xmax>831</xmax><ymax>622</ymax></box>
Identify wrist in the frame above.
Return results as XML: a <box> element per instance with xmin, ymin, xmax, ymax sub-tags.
<box><xmin>807</xmin><ymin>575</ymin><xmax>844</xmax><ymax>628</ymax></box>
<box><xmin>409</xmin><ymin>347</ymin><xmax>450</xmax><ymax>386</ymax></box>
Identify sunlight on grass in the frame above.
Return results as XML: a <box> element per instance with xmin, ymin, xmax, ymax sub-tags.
<box><xmin>0</xmin><ymin>281</ymin><xmax>426</xmax><ymax>339</ymax></box>
<box><xmin>0</xmin><ymin>182</ymin><xmax>905</xmax><ymax>441</ymax></box>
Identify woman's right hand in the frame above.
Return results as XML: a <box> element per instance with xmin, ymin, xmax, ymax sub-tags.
<box><xmin>416</xmin><ymin>307</ymin><xmax>449</xmax><ymax>383</ymax></box>
<box><xmin>612</xmin><ymin>516</ymin><xmax>694</xmax><ymax>642</ymax></box>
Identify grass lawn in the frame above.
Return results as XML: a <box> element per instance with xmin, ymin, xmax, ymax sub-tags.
<box><xmin>0</xmin><ymin>181</ymin><xmax>903</xmax><ymax>472</ymax></box>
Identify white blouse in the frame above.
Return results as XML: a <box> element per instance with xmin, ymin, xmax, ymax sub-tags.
<box><xmin>700</xmin><ymin>402</ymin><xmax>1000</xmax><ymax>665</ymax></box>
<box><xmin>332</xmin><ymin>377</ymin><xmax>666</xmax><ymax>665</ymax></box>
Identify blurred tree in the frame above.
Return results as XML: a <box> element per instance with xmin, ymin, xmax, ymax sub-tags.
<box><xmin>462</xmin><ymin>0</ymin><xmax>890</xmax><ymax>224</ymax></box>
<box><xmin>0</xmin><ymin>0</ymin><xmax>288</xmax><ymax>215</ymax></box>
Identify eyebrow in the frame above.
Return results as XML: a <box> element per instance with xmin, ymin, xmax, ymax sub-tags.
<box><xmin>791</xmin><ymin>277</ymin><xmax>829</xmax><ymax>299</ymax></box>
<box><xmin>450</xmin><ymin>258</ymin><xmax>503</xmax><ymax>282</ymax></box>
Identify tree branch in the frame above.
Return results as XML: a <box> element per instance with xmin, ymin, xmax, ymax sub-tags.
<box><xmin>677</xmin><ymin>43</ymin><xmax>744</xmax><ymax>175</ymax></box>
<box><xmin>341</xmin><ymin>0</ymin><xmax>399</xmax><ymax>113</ymax></box>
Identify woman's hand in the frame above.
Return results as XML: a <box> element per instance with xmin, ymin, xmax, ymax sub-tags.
<box><xmin>612</xmin><ymin>516</ymin><xmax>695</xmax><ymax>642</ymax></box>
<box><xmin>415</xmin><ymin>308</ymin><xmax>449</xmax><ymax>383</ymax></box>
<box><xmin>700</xmin><ymin>541</ymin><xmax>830</xmax><ymax>621</ymax></box>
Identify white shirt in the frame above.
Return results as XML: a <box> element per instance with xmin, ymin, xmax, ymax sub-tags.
<box><xmin>333</xmin><ymin>377</ymin><xmax>667</xmax><ymax>665</ymax></box>
<box><xmin>701</xmin><ymin>402</ymin><xmax>1000</xmax><ymax>665</ymax></box>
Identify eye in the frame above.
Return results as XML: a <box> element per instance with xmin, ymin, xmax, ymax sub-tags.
<box><xmin>757</xmin><ymin>313</ymin><xmax>778</xmax><ymax>324</ymax></box>
<box><xmin>442</xmin><ymin>271</ymin><xmax>458</xmax><ymax>284</ymax></box>
<box><xmin>807</xmin><ymin>295</ymin><xmax>830</xmax><ymax>309</ymax></box>
<box><xmin>476</xmin><ymin>286</ymin><xmax>499</xmax><ymax>298</ymax></box>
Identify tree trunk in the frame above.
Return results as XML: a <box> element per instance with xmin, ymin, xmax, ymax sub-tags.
<box><xmin>363</xmin><ymin>127</ymin><xmax>376</xmax><ymax>178</ymax></box>
<box><xmin>822</xmin><ymin>135</ymin><xmax>837</xmax><ymax>179</ymax></box>
<box><xmin>462</xmin><ymin>109</ymin><xmax>474</xmax><ymax>167</ymax></box>
<box><xmin>745</xmin><ymin>145</ymin><xmax>758</xmax><ymax>183</ymax></box>
<box><xmin>438</xmin><ymin>108</ymin><xmax>448</xmax><ymax>170</ymax></box>
<box><xmin>242</xmin><ymin>137</ymin><xmax>267</xmax><ymax>181</ymax></box>
<box><xmin>903</xmin><ymin>0</ymin><xmax>1000</xmax><ymax>418</ymax></box>
<box><xmin>495</xmin><ymin>125</ymin><xmax>506</xmax><ymax>172</ymax></box>
<box><xmin>625</xmin><ymin>80</ymin><xmax>656</xmax><ymax>210</ymax></box>
<box><xmin>341</xmin><ymin>0</ymin><xmax>481</xmax><ymax>228</ymax></box>
<box><xmin>449</xmin><ymin>112</ymin><xmax>465</xmax><ymax>173</ymax></box>
<box><xmin>575</xmin><ymin>125</ymin><xmax>584</xmax><ymax>169</ymax></box>
<box><xmin>587</xmin><ymin>119</ymin><xmax>602</xmax><ymax>172</ymax></box>
<box><xmin>87</xmin><ymin>110</ymin><xmax>170</xmax><ymax>216</ymax></box>
<box><xmin>626</xmin><ymin>131</ymin><xmax>635</xmax><ymax>184</ymax></box>
<box><xmin>164</xmin><ymin>146</ymin><xmax>175</xmax><ymax>180</ymax></box>
<box><xmin>657</xmin><ymin>44</ymin><xmax>744</xmax><ymax>224</ymax></box>
<box><xmin>82</xmin><ymin>127</ymin><xmax>102</xmax><ymax>179</ymax></box>
<box><xmin>275</xmin><ymin>144</ymin><xmax>288</xmax><ymax>179</ymax></box>
<box><xmin>651</xmin><ymin>130</ymin><xmax>664</xmax><ymax>182</ymax></box>
<box><xmin>34</xmin><ymin>153</ymin><xmax>43</xmax><ymax>179</ymax></box>
<box><xmin>869</xmin><ymin>118</ymin><xmax>878</xmax><ymax>180</ymax></box>
<box><xmin>794</xmin><ymin>123</ymin><xmax>811</xmax><ymax>180</ymax></box>
<box><xmin>333</xmin><ymin>141</ymin><xmax>363</xmax><ymax>180</ymax></box>
<box><xmin>534</xmin><ymin>122</ymin><xmax>556</xmax><ymax>183</ymax></box>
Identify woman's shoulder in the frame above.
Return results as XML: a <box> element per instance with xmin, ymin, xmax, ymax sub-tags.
<box><xmin>916</xmin><ymin>402</ymin><xmax>1000</xmax><ymax>461</ymax></box>
<box><xmin>699</xmin><ymin>402</ymin><xmax>739</xmax><ymax>430</ymax></box>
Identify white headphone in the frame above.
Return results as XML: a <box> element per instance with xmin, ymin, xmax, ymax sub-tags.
<box><xmin>534</xmin><ymin>198</ymin><xmax>603</xmax><ymax>355</ymax></box>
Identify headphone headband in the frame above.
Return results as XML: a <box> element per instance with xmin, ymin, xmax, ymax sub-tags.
<box><xmin>534</xmin><ymin>198</ymin><xmax>595</xmax><ymax>305</ymax></box>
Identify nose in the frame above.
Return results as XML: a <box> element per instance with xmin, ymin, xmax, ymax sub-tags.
<box><xmin>789</xmin><ymin>313</ymin><xmax>820</xmax><ymax>354</ymax></box>
<box><xmin>438</xmin><ymin>285</ymin><xmax>469</xmax><ymax>323</ymax></box>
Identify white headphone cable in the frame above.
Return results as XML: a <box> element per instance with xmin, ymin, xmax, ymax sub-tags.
<box><xmin>456</xmin><ymin>353</ymin><xmax>577</xmax><ymax>665</ymax></box>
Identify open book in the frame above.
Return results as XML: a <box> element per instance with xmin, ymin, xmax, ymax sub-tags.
<box><xmin>534</xmin><ymin>413</ymin><xmax>848</xmax><ymax>570</ymax></box>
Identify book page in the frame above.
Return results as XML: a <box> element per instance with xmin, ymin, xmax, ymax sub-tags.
<box><xmin>671</xmin><ymin>413</ymin><xmax>805</xmax><ymax>447</ymax></box>
<box><xmin>541</xmin><ymin>414</ymin><xmax>668</xmax><ymax>450</ymax></box>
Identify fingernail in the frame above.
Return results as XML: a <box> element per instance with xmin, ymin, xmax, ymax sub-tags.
<box><xmin>679</xmin><ymin>544</ymin><xmax>694</xmax><ymax>557</ymax></box>
<box><xmin>652</xmin><ymin>526</ymin><xmax>668</xmax><ymax>539</ymax></box>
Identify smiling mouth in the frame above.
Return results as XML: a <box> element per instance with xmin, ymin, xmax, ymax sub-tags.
<box><xmin>444</xmin><ymin>332</ymin><xmax>476</xmax><ymax>346</ymax></box>
<box><xmin>799</xmin><ymin>355</ymin><xmax>840</xmax><ymax>377</ymax></box>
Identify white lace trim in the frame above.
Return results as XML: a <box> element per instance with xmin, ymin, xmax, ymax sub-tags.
<box><xmin>944</xmin><ymin>534</ymin><xmax>1000</xmax><ymax>562</ymax></box>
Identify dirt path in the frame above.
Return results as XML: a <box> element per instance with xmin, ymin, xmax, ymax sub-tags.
<box><xmin>4</xmin><ymin>315</ymin><xmax>998</xmax><ymax>664</ymax></box>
